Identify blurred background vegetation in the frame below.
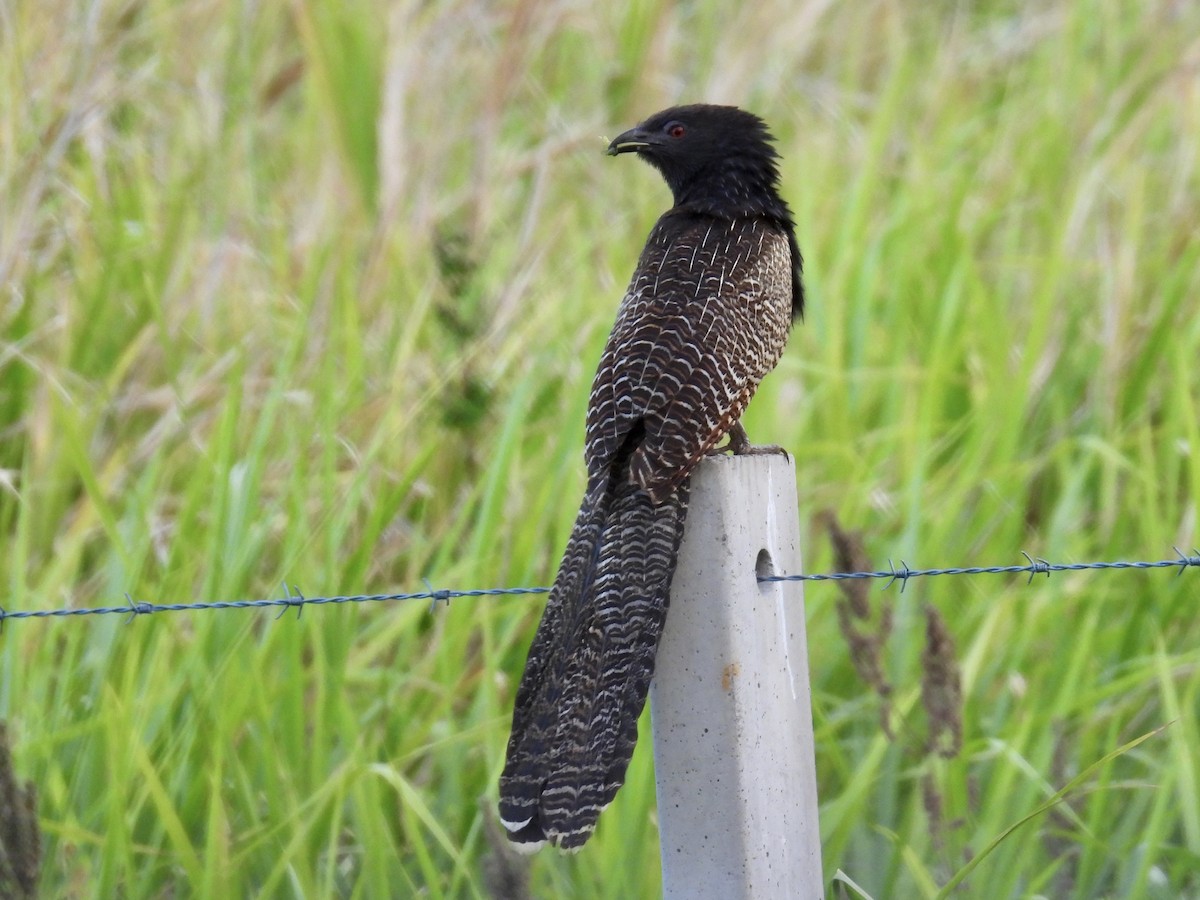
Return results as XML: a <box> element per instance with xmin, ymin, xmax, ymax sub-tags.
<box><xmin>2</xmin><ymin>0</ymin><xmax>1199</xmax><ymax>896</ymax></box>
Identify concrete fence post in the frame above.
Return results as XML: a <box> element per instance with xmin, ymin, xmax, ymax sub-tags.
<box><xmin>651</xmin><ymin>453</ymin><xmax>824</xmax><ymax>899</ymax></box>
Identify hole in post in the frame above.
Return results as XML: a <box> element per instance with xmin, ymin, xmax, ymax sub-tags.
<box><xmin>755</xmin><ymin>548</ymin><xmax>775</xmax><ymax>592</ymax></box>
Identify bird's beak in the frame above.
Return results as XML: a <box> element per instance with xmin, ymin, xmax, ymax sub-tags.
<box><xmin>606</xmin><ymin>128</ymin><xmax>654</xmax><ymax>156</ymax></box>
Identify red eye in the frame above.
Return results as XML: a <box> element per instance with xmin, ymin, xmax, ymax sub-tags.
<box><xmin>667</xmin><ymin>123</ymin><xmax>686</xmax><ymax>138</ymax></box>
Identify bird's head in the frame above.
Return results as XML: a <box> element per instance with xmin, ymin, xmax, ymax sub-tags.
<box><xmin>606</xmin><ymin>104</ymin><xmax>784</xmax><ymax>214</ymax></box>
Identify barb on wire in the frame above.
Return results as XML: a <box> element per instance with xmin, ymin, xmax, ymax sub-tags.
<box><xmin>124</xmin><ymin>592</ymin><xmax>152</xmax><ymax>624</ymax></box>
<box><xmin>1174</xmin><ymin>546</ymin><xmax>1198</xmax><ymax>579</ymax></box>
<box><xmin>275</xmin><ymin>584</ymin><xmax>306</xmax><ymax>621</ymax></box>
<box><xmin>884</xmin><ymin>560</ymin><xmax>913</xmax><ymax>593</ymax></box>
<box><xmin>0</xmin><ymin>551</ymin><xmax>1196</xmax><ymax>626</ymax></box>
<box><xmin>424</xmin><ymin>578</ymin><xmax>452</xmax><ymax>614</ymax></box>
<box><xmin>1021</xmin><ymin>551</ymin><xmax>1052</xmax><ymax>585</ymax></box>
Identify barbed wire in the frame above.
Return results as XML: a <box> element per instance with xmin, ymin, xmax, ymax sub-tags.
<box><xmin>759</xmin><ymin>548</ymin><xmax>1200</xmax><ymax>589</ymax></box>
<box><xmin>1</xmin><ymin>549</ymin><xmax>1197</xmax><ymax>627</ymax></box>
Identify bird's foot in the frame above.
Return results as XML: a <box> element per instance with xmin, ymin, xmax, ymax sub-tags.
<box><xmin>717</xmin><ymin>422</ymin><xmax>790</xmax><ymax>460</ymax></box>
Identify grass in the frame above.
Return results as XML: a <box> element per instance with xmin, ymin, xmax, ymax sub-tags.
<box><xmin>2</xmin><ymin>0</ymin><xmax>1199</xmax><ymax>896</ymax></box>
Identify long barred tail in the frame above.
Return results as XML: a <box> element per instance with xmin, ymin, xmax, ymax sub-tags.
<box><xmin>498</xmin><ymin>476</ymin><xmax>690</xmax><ymax>851</ymax></box>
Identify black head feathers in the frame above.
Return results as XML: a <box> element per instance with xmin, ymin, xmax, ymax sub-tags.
<box><xmin>607</xmin><ymin>105</ymin><xmax>786</xmax><ymax>219</ymax></box>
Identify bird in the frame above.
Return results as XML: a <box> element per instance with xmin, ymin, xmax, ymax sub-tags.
<box><xmin>497</xmin><ymin>104</ymin><xmax>804</xmax><ymax>851</ymax></box>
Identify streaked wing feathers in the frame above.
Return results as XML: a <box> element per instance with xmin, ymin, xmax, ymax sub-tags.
<box><xmin>586</xmin><ymin>213</ymin><xmax>793</xmax><ymax>502</ymax></box>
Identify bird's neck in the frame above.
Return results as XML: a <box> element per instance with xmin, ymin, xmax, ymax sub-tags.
<box><xmin>669</xmin><ymin>163</ymin><xmax>790</xmax><ymax>223</ymax></box>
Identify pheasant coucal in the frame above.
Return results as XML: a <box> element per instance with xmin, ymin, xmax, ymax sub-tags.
<box><xmin>498</xmin><ymin>104</ymin><xmax>804</xmax><ymax>851</ymax></box>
